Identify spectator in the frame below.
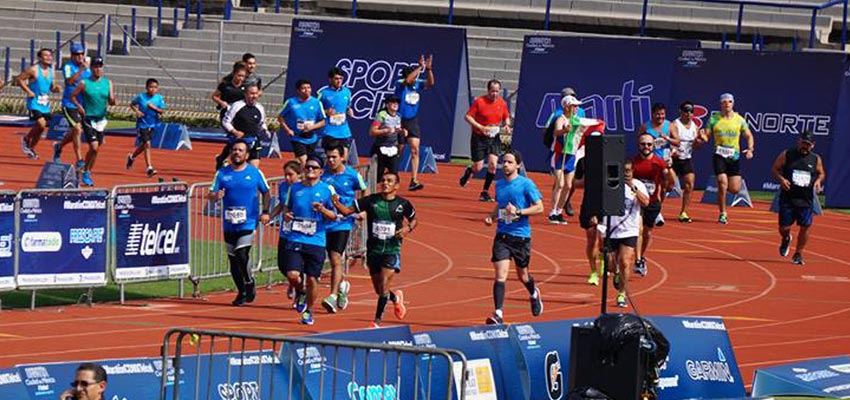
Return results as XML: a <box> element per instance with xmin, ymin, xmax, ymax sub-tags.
<box><xmin>58</xmin><ymin>362</ymin><xmax>107</xmax><ymax>400</ymax></box>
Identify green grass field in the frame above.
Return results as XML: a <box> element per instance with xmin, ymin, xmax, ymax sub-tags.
<box><xmin>106</xmin><ymin>120</ymin><xmax>137</xmax><ymax>130</ymax></box>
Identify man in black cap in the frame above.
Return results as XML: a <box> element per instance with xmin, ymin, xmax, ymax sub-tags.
<box><xmin>771</xmin><ymin>131</ymin><xmax>825</xmax><ymax>265</ymax></box>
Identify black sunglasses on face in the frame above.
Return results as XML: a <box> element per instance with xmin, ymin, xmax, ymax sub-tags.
<box><xmin>304</xmin><ymin>165</ymin><xmax>321</xmax><ymax>171</ymax></box>
<box><xmin>71</xmin><ymin>380</ymin><xmax>98</xmax><ymax>388</ymax></box>
<box><xmin>639</xmin><ymin>143</ymin><xmax>653</xmax><ymax>147</ymax></box>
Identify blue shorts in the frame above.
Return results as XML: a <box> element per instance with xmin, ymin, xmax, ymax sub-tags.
<box><xmin>550</xmin><ymin>152</ymin><xmax>576</xmax><ymax>173</ymax></box>
<box><xmin>283</xmin><ymin>241</ymin><xmax>326</xmax><ymax>278</ymax></box>
<box><xmin>778</xmin><ymin>203</ymin><xmax>814</xmax><ymax>227</ymax></box>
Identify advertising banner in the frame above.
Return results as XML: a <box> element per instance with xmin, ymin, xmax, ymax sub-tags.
<box><xmin>0</xmin><ymin>193</ymin><xmax>15</xmax><ymax>291</ymax></box>
<box><xmin>0</xmin><ymin>368</ymin><xmax>28</xmax><ymax>399</ymax></box>
<box><xmin>752</xmin><ymin>355</ymin><xmax>850</xmax><ymax>398</ymax></box>
<box><xmin>113</xmin><ymin>190</ymin><xmax>190</xmax><ymax>282</ymax></box>
<box><xmin>16</xmin><ymin>191</ymin><xmax>108</xmax><ymax>289</ymax></box>
<box><xmin>17</xmin><ymin>358</ymin><xmax>163</xmax><ymax>400</ymax></box>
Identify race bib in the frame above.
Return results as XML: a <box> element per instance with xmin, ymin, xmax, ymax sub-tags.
<box><xmin>485</xmin><ymin>125</ymin><xmax>501</xmax><ymax>138</ymax></box>
<box><xmin>662</xmin><ymin>148</ymin><xmax>672</xmax><ymax>163</ymax></box>
<box><xmin>404</xmin><ymin>92</ymin><xmax>420</xmax><ymax>105</ymax></box>
<box><xmin>372</xmin><ymin>221</ymin><xmax>396</xmax><ymax>240</ymax></box>
<box><xmin>225</xmin><ymin>207</ymin><xmax>247</xmax><ymax>224</ymax></box>
<box><xmin>329</xmin><ymin>113</ymin><xmax>346</xmax><ymax>126</ymax></box>
<box><xmin>715</xmin><ymin>145</ymin><xmax>737</xmax><ymax>159</ymax></box>
<box><xmin>641</xmin><ymin>180</ymin><xmax>656</xmax><ymax>194</ymax></box>
<box><xmin>91</xmin><ymin>118</ymin><xmax>108</xmax><ymax>132</ymax></box>
<box><xmin>792</xmin><ymin>169</ymin><xmax>812</xmax><ymax>187</ymax></box>
<box><xmin>292</xmin><ymin>219</ymin><xmax>317</xmax><ymax>235</ymax></box>
<box><xmin>36</xmin><ymin>94</ymin><xmax>49</xmax><ymax>106</ymax></box>
<box><xmin>282</xmin><ymin>220</ymin><xmax>293</xmax><ymax>233</ymax></box>
<box><xmin>497</xmin><ymin>208</ymin><xmax>516</xmax><ymax>224</ymax></box>
<box><xmin>379</xmin><ymin>146</ymin><xmax>398</xmax><ymax>157</ymax></box>
<box><xmin>296</xmin><ymin>120</ymin><xmax>314</xmax><ymax>131</ymax></box>
<box><xmin>653</xmin><ymin>136</ymin><xmax>667</xmax><ymax>149</ymax></box>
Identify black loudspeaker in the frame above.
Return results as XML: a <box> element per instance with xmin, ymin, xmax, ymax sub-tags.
<box><xmin>583</xmin><ymin>135</ymin><xmax>625</xmax><ymax>217</ymax></box>
<box><xmin>567</xmin><ymin>325</ymin><xmax>647</xmax><ymax>400</ymax></box>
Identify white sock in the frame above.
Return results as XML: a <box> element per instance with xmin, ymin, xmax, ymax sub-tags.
<box><xmin>494</xmin><ymin>309</ymin><xmax>503</xmax><ymax>317</ymax></box>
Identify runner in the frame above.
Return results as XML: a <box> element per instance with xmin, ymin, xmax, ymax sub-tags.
<box><xmin>483</xmin><ymin>149</ymin><xmax>544</xmax><ymax>325</ymax></box>
<box><xmin>631</xmin><ymin>133</ymin><xmax>670</xmax><ymax>277</ymax></box>
<box><xmin>208</xmin><ymin>139</ymin><xmax>271</xmax><ymax>306</ymax></box>
<box><xmin>212</xmin><ymin>62</ymin><xmax>247</xmax><ymax>170</ymax></box>
<box><xmin>126</xmin><ymin>78</ymin><xmax>165</xmax><ymax>177</ymax></box>
<box><xmin>599</xmin><ymin>158</ymin><xmax>649</xmax><ymax>307</ymax></box>
<box><xmin>320</xmin><ymin>145</ymin><xmax>368</xmax><ymax>314</ymax></box>
<box><xmin>459</xmin><ymin>79</ymin><xmax>512</xmax><ymax>202</ymax></box>
<box><xmin>771</xmin><ymin>131</ymin><xmax>825</xmax><ymax>265</ymax></box>
<box><xmin>53</xmin><ymin>43</ymin><xmax>91</xmax><ymax>169</ymax></box>
<box><xmin>698</xmin><ymin>93</ymin><xmax>755</xmax><ymax>224</ymax></box>
<box><xmin>394</xmin><ymin>54</ymin><xmax>434</xmax><ymax>191</ymax></box>
<box><xmin>269</xmin><ymin>160</ymin><xmax>303</xmax><ymax>303</ymax></box>
<box><xmin>669</xmin><ymin>101</ymin><xmax>699</xmax><ymax>223</ymax></box>
<box><xmin>638</xmin><ymin>102</ymin><xmax>679</xmax><ymax>227</ymax></box>
<box><xmin>542</xmin><ymin>87</ymin><xmax>586</xmax><ymax>218</ymax></box>
<box><xmin>221</xmin><ymin>83</ymin><xmax>269</xmax><ymax>168</ymax></box>
<box><xmin>369</xmin><ymin>95</ymin><xmax>406</xmax><ymax>182</ymax></box>
<box><xmin>331</xmin><ymin>172</ymin><xmax>416</xmax><ymax>328</ymax></box>
<box><xmin>282</xmin><ymin>155</ymin><xmax>338</xmax><ymax>325</ymax></box>
<box><xmin>223</xmin><ymin>53</ymin><xmax>262</xmax><ymax>90</ymax></box>
<box><xmin>18</xmin><ymin>48</ymin><xmax>60</xmax><ymax>159</ymax></box>
<box><xmin>579</xmin><ymin>182</ymin><xmax>604</xmax><ymax>286</ymax></box>
<box><xmin>317</xmin><ymin>67</ymin><xmax>353</xmax><ymax>160</ymax></box>
<box><xmin>546</xmin><ymin>95</ymin><xmax>583</xmax><ymax>224</ymax></box>
<box><xmin>68</xmin><ymin>57</ymin><xmax>116</xmax><ymax>187</ymax></box>
<box><xmin>278</xmin><ymin>78</ymin><xmax>325</xmax><ymax>165</ymax></box>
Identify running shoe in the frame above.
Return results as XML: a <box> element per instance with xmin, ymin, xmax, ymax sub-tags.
<box><xmin>81</xmin><ymin>171</ymin><xmax>94</xmax><ymax>186</ymax></box>
<box><xmin>634</xmin><ymin>257</ymin><xmax>647</xmax><ymax>277</ymax></box>
<box><xmin>21</xmin><ymin>137</ymin><xmax>35</xmax><ymax>158</ymax></box>
<box><xmin>479</xmin><ymin>191</ymin><xmax>494</xmax><ymax>202</ymax></box>
<box><xmin>125</xmin><ymin>153</ymin><xmax>135</xmax><ymax>170</ymax></box>
<box><xmin>245</xmin><ymin>283</ymin><xmax>256</xmax><ymax>303</ymax></box>
<box><xmin>146</xmin><ymin>167</ymin><xmax>158</xmax><ymax>178</ymax></box>
<box><xmin>530</xmin><ymin>288</ymin><xmax>543</xmax><ymax>317</ymax></box>
<box><xmin>321</xmin><ymin>294</ymin><xmax>338</xmax><ymax>314</ymax></box>
<box><xmin>295</xmin><ymin>293</ymin><xmax>308</xmax><ymax>314</ymax></box>
<box><xmin>718</xmin><ymin>213</ymin><xmax>728</xmax><ymax>225</ymax></box>
<box><xmin>792</xmin><ymin>252</ymin><xmax>805</xmax><ymax>265</ymax></box>
<box><xmin>52</xmin><ymin>142</ymin><xmax>62</xmax><ymax>163</ymax></box>
<box><xmin>616</xmin><ymin>292</ymin><xmax>627</xmax><ymax>308</ymax></box>
<box><xmin>485</xmin><ymin>313</ymin><xmax>504</xmax><ymax>325</ymax></box>
<box><xmin>300</xmin><ymin>310</ymin><xmax>314</xmax><ymax>325</ymax></box>
<box><xmin>565</xmin><ymin>202</ymin><xmax>575</xmax><ymax>217</ymax></box>
<box><xmin>409</xmin><ymin>179</ymin><xmax>424</xmax><ymax>191</ymax></box>
<box><xmin>655</xmin><ymin>213</ymin><xmax>665</xmax><ymax>227</ymax></box>
<box><xmin>231</xmin><ymin>293</ymin><xmax>246</xmax><ymax>307</ymax></box>
<box><xmin>337</xmin><ymin>280</ymin><xmax>350</xmax><ymax>310</ymax></box>
<box><xmin>587</xmin><ymin>271</ymin><xmax>600</xmax><ymax>286</ymax></box>
<box><xmin>678</xmin><ymin>212</ymin><xmax>693</xmax><ymax>223</ymax></box>
<box><xmin>548</xmin><ymin>214</ymin><xmax>562</xmax><ymax>225</ymax></box>
<box><xmin>779</xmin><ymin>234</ymin><xmax>792</xmax><ymax>257</ymax></box>
<box><xmin>393</xmin><ymin>289</ymin><xmax>406</xmax><ymax>320</ymax></box>
<box><xmin>459</xmin><ymin>168</ymin><xmax>472</xmax><ymax>187</ymax></box>
<box><xmin>369</xmin><ymin>321</ymin><xmax>381</xmax><ymax>329</ymax></box>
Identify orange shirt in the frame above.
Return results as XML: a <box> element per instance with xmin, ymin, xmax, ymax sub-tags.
<box><xmin>467</xmin><ymin>96</ymin><xmax>509</xmax><ymax>136</ymax></box>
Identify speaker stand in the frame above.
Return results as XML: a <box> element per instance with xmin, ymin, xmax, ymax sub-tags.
<box><xmin>599</xmin><ymin>215</ymin><xmax>613</xmax><ymax>315</ymax></box>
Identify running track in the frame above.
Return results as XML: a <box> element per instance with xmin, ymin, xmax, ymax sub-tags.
<box><xmin>2</xmin><ymin>126</ymin><xmax>850</xmax><ymax>389</ymax></box>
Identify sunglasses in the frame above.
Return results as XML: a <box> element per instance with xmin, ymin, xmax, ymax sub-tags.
<box><xmin>70</xmin><ymin>380</ymin><xmax>98</xmax><ymax>388</ymax></box>
<box><xmin>681</xmin><ymin>108</ymin><xmax>694</xmax><ymax>113</ymax></box>
<box><xmin>639</xmin><ymin>143</ymin><xmax>654</xmax><ymax>147</ymax></box>
<box><xmin>304</xmin><ymin>165</ymin><xmax>321</xmax><ymax>171</ymax></box>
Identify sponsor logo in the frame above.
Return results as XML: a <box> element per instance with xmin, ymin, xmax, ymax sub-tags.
<box><xmin>21</xmin><ymin>198</ymin><xmax>42</xmax><ymax>216</ymax></box>
<box><xmin>763</xmin><ymin>182</ymin><xmax>781</xmax><ymax>191</ymax></box>
<box><xmin>792</xmin><ymin>367</ymin><xmax>808</xmax><ymax>373</ymax></box>
<box><xmin>0</xmin><ymin>202</ymin><xmax>13</xmax><ymax>212</ymax></box>
<box><xmin>81</xmin><ymin>245</ymin><xmax>93</xmax><ymax>260</ymax></box>
<box><xmin>295</xmin><ymin>346</ymin><xmax>325</xmax><ymax>368</ymax></box>
<box><xmin>0</xmin><ymin>371</ymin><xmax>22</xmax><ymax>385</ymax></box>
<box><xmin>824</xmin><ymin>383</ymin><xmax>850</xmax><ymax>394</ymax></box>
<box><xmin>347</xmin><ymin>381</ymin><xmax>397</xmax><ymax>400</ymax></box>
<box><xmin>545</xmin><ymin>351</ymin><xmax>563</xmax><ymax>400</ymax></box>
<box><xmin>0</xmin><ymin>234</ymin><xmax>12</xmax><ymax>258</ymax></box>
<box><xmin>102</xmin><ymin>362</ymin><xmax>155</xmax><ymax>375</ymax></box>
<box><xmin>21</xmin><ymin>232</ymin><xmax>62</xmax><ymax>252</ymax></box>
<box><xmin>69</xmin><ymin>227</ymin><xmax>105</xmax><ymax>244</ymax></box>
<box><xmin>744</xmin><ymin>112</ymin><xmax>830</xmax><ymax>136</ymax></box>
<box><xmin>217</xmin><ymin>381</ymin><xmax>261</xmax><ymax>400</ymax></box>
<box><xmin>527</xmin><ymin>36</ymin><xmax>555</xmax><ymax>54</ymax></box>
<box><xmin>658</xmin><ymin>375</ymin><xmax>680</xmax><ymax>389</ymax></box>
<box><xmin>678</xmin><ymin>49</ymin><xmax>707</xmax><ymax>68</ymax></box>
<box><xmin>414</xmin><ymin>333</ymin><xmax>436</xmax><ymax>348</ymax></box>
<box><xmin>515</xmin><ymin>324</ymin><xmax>541</xmax><ymax>347</ymax></box>
<box><xmin>681</xmin><ymin>319</ymin><xmax>727</xmax><ymax>331</ymax></box>
<box><xmin>63</xmin><ymin>199</ymin><xmax>106</xmax><ymax>210</ymax></box>
<box><xmin>227</xmin><ymin>353</ymin><xmax>279</xmax><ymax>366</ymax></box>
<box><xmin>830</xmin><ymin>363</ymin><xmax>850</xmax><ymax>374</ymax></box>
<box><xmin>468</xmin><ymin>328</ymin><xmax>509</xmax><ymax>341</ymax></box>
<box><xmin>115</xmin><ymin>195</ymin><xmax>134</xmax><ymax>210</ymax></box>
<box><xmin>23</xmin><ymin>366</ymin><xmax>56</xmax><ymax>386</ymax></box>
<box><xmin>124</xmin><ymin>222</ymin><xmax>181</xmax><ymax>257</ymax></box>
<box><xmin>685</xmin><ymin>348</ymin><xmax>735</xmax><ymax>383</ymax></box>
<box><xmin>794</xmin><ymin>369</ymin><xmax>840</xmax><ymax>382</ymax></box>
<box><xmin>294</xmin><ymin>20</ymin><xmax>323</xmax><ymax>38</ymax></box>
<box><xmin>332</xmin><ymin>57</ymin><xmax>420</xmax><ymax>121</ymax></box>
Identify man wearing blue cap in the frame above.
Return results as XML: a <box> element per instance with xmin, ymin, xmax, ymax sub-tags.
<box><xmin>698</xmin><ymin>93</ymin><xmax>754</xmax><ymax>224</ymax></box>
<box><xmin>69</xmin><ymin>57</ymin><xmax>116</xmax><ymax>186</ymax></box>
<box><xmin>54</xmin><ymin>43</ymin><xmax>91</xmax><ymax>169</ymax></box>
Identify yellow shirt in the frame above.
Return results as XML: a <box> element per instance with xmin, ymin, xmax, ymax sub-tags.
<box><xmin>707</xmin><ymin>112</ymin><xmax>748</xmax><ymax>158</ymax></box>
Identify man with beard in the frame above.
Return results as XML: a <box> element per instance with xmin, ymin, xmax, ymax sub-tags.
<box><xmin>632</xmin><ymin>134</ymin><xmax>671</xmax><ymax>277</ymax></box>
<box><xmin>221</xmin><ymin>83</ymin><xmax>269</xmax><ymax>168</ymax></box>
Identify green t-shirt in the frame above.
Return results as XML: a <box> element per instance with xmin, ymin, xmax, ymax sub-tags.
<box><xmin>354</xmin><ymin>194</ymin><xmax>416</xmax><ymax>255</ymax></box>
<box><xmin>82</xmin><ymin>77</ymin><xmax>111</xmax><ymax>119</ymax></box>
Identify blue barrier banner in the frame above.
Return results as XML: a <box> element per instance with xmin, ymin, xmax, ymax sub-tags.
<box><xmin>16</xmin><ymin>191</ymin><xmax>108</xmax><ymax>289</ymax></box>
<box><xmin>47</xmin><ymin>114</ymin><xmax>69</xmax><ymax>141</ymax></box>
<box><xmin>752</xmin><ymin>355</ymin><xmax>850</xmax><ymax>398</ymax></box>
<box><xmin>648</xmin><ymin>316</ymin><xmax>746</xmax><ymax>399</ymax></box>
<box><xmin>0</xmin><ymin>194</ymin><xmax>14</xmax><ymax>291</ymax></box>
<box><xmin>670</xmin><ymin>49</ymin><xmax>845</xmax><ymax>193</ymax></box>
<box><xmin>513</xmin><ymin>36</ymin><xmax>698</xmax><ymax>172</ymax></box>
<box><xmin>139</xmin><ymin>123</ymin><xmax>193</xmax><ymax>150</ymax></box>
<box><xmin>113</xmin><ymin>190</ymin><xmax>190</xmax><ymax>282</ymax></box>
<box><xmin>285</xmin><ymin>18</ymin><xmax>468</xmax><ymax>162</ymax></box>
<box><xmin>178</xmin><ymin>350</ymin><xmax>295</xmax><ymax>400</ymax></box>
<box><xmin>0</xmin><ymin>368</ymin><xmax>28</xmax><ymax>399</ymax></box>
<box><xmin>825</xmin><ymin>62</ymin><xmax>850</xmax><ymax>207</ymax></box>
<box><xmin>17</xmin><ymin>358</ymin><xmax>162</xmax><ymax>400</ymax></box>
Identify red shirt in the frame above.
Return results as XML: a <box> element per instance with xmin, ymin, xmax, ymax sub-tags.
<box><xmin>467</xmin><ymin>96</ymin><xmax>509</xmax><ymax>136</ymax></box>
<box><xmin>632</xmin><ymin>155</ymin><xmax>667</xmax><ymax>199</ymax></box>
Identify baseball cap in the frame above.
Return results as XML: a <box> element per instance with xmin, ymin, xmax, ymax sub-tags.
<box><xmin>91</xmin><ymin>57</ymin><xmax>104</xmax><ymax>67</ymax></box>
<box><xmin>720</xmin><ymin>93</ymin><xmax>735</xmax><ymax>102</ymax></box>
<box><xmin>560</xmin><ymin>87</ymin><xmax>577</xmax><ymax>98</ymax></box>
<box><xmin>561</xmin><ymin>95</ymin><xmax>582</xmax><ymax>107</ymax></box>
<box><xmin>70</xmin><ymin>43</ymin><xmax>85</xmax><ymax>54</ymax></box>
<box><xmin>800</xmin><ymin>131</ymin><xmax>815</xmax><ymax>143</ymax></box>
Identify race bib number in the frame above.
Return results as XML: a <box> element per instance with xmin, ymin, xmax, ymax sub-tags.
<box><xmin>792</xmin><ymin>169</ymin><xmax>812</xmax><ymax>187</ymax></box>
<box><xmin>37</xmin><ymin>94</ymin><xmax>50</xmax><ymax>106</ymax></box>
<box><xmin>715</xmin><ymin>145</ymin><xmax>737</xmax><ymax>159</ymax></box>
<box><xmin>641</xmin><ymin>180</ymin><xmax>656</xmax><ymax>194</ymax></box>
<box><xmin>662</xmin><ymin>148</ymin><xmax>672</xmax><ymax>163</ymax></box>
<box><xmin>329</xmin><ymin>113</ymin><xmax>346</xmax><ymax>126</ymax></box>
<box><xmin>379</xmin><ymin>146</ymin><xmax>398</xmax><ymax>157</ymax></box>
<box><xmin>485</xmin><ymin>125</ymin><xmax>501</xmax><ymax>138</ymax></box>
<box><xmin>282</xmin><ymin>220</ymin><xmax>293</xmax><ymax>232</ymax></box>
<box><xmin>225</xmin><ymin>207</ymin><xmax>247</xmax><ymax>224</ymax></box>
<box><xmin>296</xmin><ymin>120</ymin><xmax>314</xmax><ymax>131</ymax></box>
<box><xmin>404</xmin><ymin>92</ymin><xmax>420</xmax><ymax>105</ymax></box>
<box><xmin>653</xmin><ymin>136</ymin><xmax>667</xmax><ymax>149</ymax></box>
<box><xmin>292</xmin><ymin>219</ymin><xmax>317</xmax><ymax>235</ymax></box>
<box><xmin>372</xmin><ymin>221</ymin><xmax>397</xmax><ymax>240</ymax></box>
<box><xmin>498</xmin><ymin>209</ymin><xmax>516</xmax><ymax>224</ymax></box>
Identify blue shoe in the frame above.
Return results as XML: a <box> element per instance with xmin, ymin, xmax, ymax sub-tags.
<box><xmin>81</xmin><ymin>171</ymin><xmax>94</xmax><ymax>186</ymax></box>
<box><xmin>75</xmin><ymin>160</ymin><xmax>85</xmax><ymax>170</ymax></box>
<box><xmin>52</xmin><ymin>142</ymin><xmax>62</xmax><ymax>163</ymax></box>
<box><xmin>295</xmin><ymin>293</ymin><xmax>307</xmax><ymax>314</ymax></box>
<box><xmin>300</xmin><ymin>310</ymin><xmax>314</xmax><ymax>325</ymax></box>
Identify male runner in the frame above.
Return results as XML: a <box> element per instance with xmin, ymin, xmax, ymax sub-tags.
<box><xmin>278</xmin><ymin>78</ymin><xmax>325</xmax><ymax>165</ymax></box>
<box><xmin>320</xmin><ymin>145</ymin><xmax>367</xmax><ymax>313</ymax></box>
<box><xmin>394</xmin><ymin>54</ymin><xmax>434</xmax><ymax>191</ymax></box>
<box><xmin>221</xmin><ymin>83</ymin><xmax>268</xmax><ymax>168</ymax></box>
<box><xmin>209</xmin><ymin>139</ymin><xmax>271</xmax><ymax>306</ymax></box>
<box><xmin>483</xmin><ymin>150</ymin><xmax>544</xmax><ymax>324</ymax></box>
<box><xmin>127</xmin><ymin>78</ymin><xmax>165</xmax><ymax>177</ymax></box>
<box><xmin>317</xmin><ymin>67</ymin><xmax>353</xmax><ymax>160</ymax></box>
<box><xmin>698</xmin><ymin>93</ymin><xmax>755</xmax><ymax>224</ymax></box>
<box><xmin>69</xmin><ymin>57</ymin><xmax>116</xmax><ymax>186</ymax></box>
<box><xmin>459</xmin><ymin>79</ymin><xmax>512</xmax><ymax>202</ymax></box>
<box><xmin>669</xmin><ymin>101</ymin><xmax>699</xmax><ymax>223</ymax></box>
<box><xmin>53</xmin><ymin>43</ymin><xmax>91</xmax><ymax>168</ymax></box>
<box><xmin>632</xmin><ymin>134</ymin><xmax>670</xmax><ymax>277</ymax></box>
<box><xmin>638</xmin><ymin>103</ymin><xmax>679</xmax><ymax>226</ymax></box>
<box><xmin>18</xmin><ymin>48</ymin><xmax>60</xmax><ymax>159</ymax></box>
<box><xmin>772</xmin><ymin>131</ymin><xmax>825</xmax><ymax>265</ymax></box>
<box><xmin>332</xmin><ymin>172</ymin><xmax>416</xmax><ymax>328</ymax></box>
<box><xmin>369</xmin><ymin>96</ymin><xmax>406</xmax><ymax>182</ymax></box>
<box><xmin>547</xmin><ymin>95</ymin><xmax>583</xmax><ymax>224</ymax></box>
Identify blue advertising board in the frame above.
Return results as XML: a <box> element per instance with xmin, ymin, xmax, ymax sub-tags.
<box><xmin>113</xmin><ymin>190</ymin><xmax>190</xmax><ymax>282</ymax></box>
<box><xmin>825</xmin><ymin>62</ymin><xmax>850</xmax><ymax>207</ymax></box>
<box><xmin>752</xmin><ymin>355</ymin><xmax>850</xmax><ymax>398</ymax></box>
<box><xmin>176</xmin><ymin>350</ymin><xmax>295</xmax><ymax>400</ymax></box>
<box><xmin>0</xmin><ymin>194</ymin><xmax>14</xmax><ymax>291</ymax></box>
<box><xmin>0</xmin><ymin>368</ymin><xmax>28</xmax><ymax>399</ymax></box>
<box><xmin>16</xmin><ymin>191</ymin><xmax>108</xmax><ymax>289</ymax></box>
<box><xmin>513</xmin><ymin>36</ymin><xmax>698</xmax><ymax>172</ymax></box>
<box><xmin>285</xmin><ymin>18</ymin><xmax>469</xmax><ymax>162</ymax></box>
<box><xmin>17</xmin><ymin>358</ymin><xmax>163</xmax><ymax>400</ymax></box>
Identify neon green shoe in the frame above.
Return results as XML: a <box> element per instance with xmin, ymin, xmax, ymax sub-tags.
<box><xmin>616</xmin><ymin>292</ymin><xmax>627</xmax><ymax>308</ymax></box>
<box><xmin>587</xmin><ymin>271</ymin><xmax>600</xmax><ymax>286</ymax></box>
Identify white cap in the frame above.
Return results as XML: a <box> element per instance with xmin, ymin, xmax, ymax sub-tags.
<box><xmin>561</xmin><ymin>95</ymin><xmax>582</xmax><ymax>107</ymax></box>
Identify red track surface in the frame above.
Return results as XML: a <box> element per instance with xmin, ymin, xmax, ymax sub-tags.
<box><xmin>2</xmin><ymin>126</ymin><xmax>850</xmax><ymax>388</ymax></box>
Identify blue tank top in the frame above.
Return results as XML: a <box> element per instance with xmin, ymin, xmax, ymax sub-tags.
<box><xmin>27</xmin><ymin>66</ymin><xmax>54</xmax><ymax>113</ymax></box>
<box><xmin>645</xmin><ymin>120</ymin><xmax>671</xmax><ymax>160</ymax></box>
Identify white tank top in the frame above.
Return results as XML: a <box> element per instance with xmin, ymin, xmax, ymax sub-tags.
<box><xmin>674</xmin><ymin>119</ymin><xmax>697</xmax><ymax>160</ymax></box>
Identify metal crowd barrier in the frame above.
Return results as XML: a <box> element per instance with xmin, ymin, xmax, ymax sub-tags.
<box><xmin>161</xmin><ymin>328</ymin><xmax>468</xmax><ymax>400</ymax></box>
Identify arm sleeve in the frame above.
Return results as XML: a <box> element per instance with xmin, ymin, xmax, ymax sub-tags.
<box><xmin>466</xmin><ymin>98</ymin><xmax>479</xmax><ymax>119</ymax></box>
<box><xmin>404</xmin><ymin>199</ymin><xmax>416</xmax><ymax>221</ymax></box>
<box><xmin>354</xmin><ymin>196</ymin><xmax>370</xmax><ymax>214</ymax></box>
<box><xmin>356</xmin><ymin>171</ymin><xmax>368</xmax><ymax>191</ymax></box>
<box><xmin>131</xmin><ymin>95</ymin><xmax>141</xmax><ymax>107</ymax></box>
<box><xmin>221</xmin><ymin>101</ymin><xmax>245</xmax><ymax>133</ymax></box>
<box><xmin>256</xmin><ymin>169</ymin><xmax>270</xmax><ymax>194</ymax></box>
<box><xmin>257</xmin><ymin>103</ymin><xmax>268</xmax><ymax>131</ymax></box>
<box><xmin>527</xmin><ymin>179</ymin><xmax>543</xmax><ymax>203</ymax></box>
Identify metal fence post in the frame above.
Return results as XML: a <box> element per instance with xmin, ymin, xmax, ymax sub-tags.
<box><xmin>106</xmin><ymin>17</ymin><xmax>112</xmax><ymax>53</ymax></box>
<box><xmin>173</xmin><ymin>7</ymin><xmax>179</xmax><ymax>37</ymax></box>
<box><xmin>29</xmin><ymin>39</ymin><xmax>35</xmax><ymax>66</ymax></box>
<box><xmin>149</xmin><ymin>17</ymin><xmax>154</xmax><ymax>44</ymax></box>
<box><xmin>20</xmin><ymin>57</ymin><xmax>25</xmax><ymax>75</ymax></box>
<box><xmin>295</xmin><ymin>0</ymin><xmax>300</xmax><ymax>14</ymax></box>
<box><xmin>196</xmin><ymin>0</ymin><xmax>202</xmax><ymax>30</ymax></box>
<box><xmin>184</xmin><ymin>0</ymin><xmax>190</xmax><ymax>25</ymax></box>
<box><xmin>254</xmin><ymin>0</ymin><xmax>260</xmax><ymax>12</ymax></box>
<box><xmin>157</xmin><ymin>0</ymin><xmax>163</xmax><ymax>36</ymax></box>
<box><xmin>123</xmin><ymin>25</ymin><xmax>129</xmax><ymax>55</ymax></box>
<box><xmin>3</xmin><ymin>47</ymin><xmax>8</xmax><ymax>83</ymax></box>
<box><xmin>352</xmin><ymin>0</ymin><xmax>358</xmax><ymax>18</ymax></box>
<box><xmin>55</xmin><ymin>31</ymin><xmax>61</xmax><ymax>68</ymax></box>
<box><xmin>544</xmin><ymin>0</ymin><xmax>552</xmax><ymax>29</ymax></box>
<box><xmin>809</xmin><ymin>8</ymin><xmax>818</xmax><ymax>48</ymax></box>
<box><xmin>276</xmin><ymin>0</ymin><xmax>282</xmax><ymax>13</ymax></box>
<box><xmin>80</xmin><ymin>24</ymin><xmax>86</xmax><ymax>48</ymax></box>
<box><xmin>736</xmin><ymin>3</ymin><xmax>744</xmax><ymax>41</ymax></box>
<box><xmin>449</xmin><ymin>0</ymin><xmax>455</xmax><ymax>24</ymax></box>
<box><xmin>217</xmin><ymin>21</ymin><xmax>224</xmax><ymax>83</ymax></box>
<box><xmin>640</xmin><ymin>0</ymin><xmax>649</xmax><ymax>36</ymax></box>
<box><xmin>751</xmin><ymin>33</ymin><xmax>758</xmax><ymax>51</ymax></box>
<box><xmin>842</xmin><ymin>0</ymin><xmax>848</xmax><ymax>50</ymax></box>
<box><xmin>97</xmin><ymin>33</ymin><xmax>102</xmax><ymax>57</ymax></box>
<box><xmin>224</xmin><ymin>0</ymin><xmax>232</xmax><ymax>20</ymax></box>
<box><xmin>132</xmin><ymin>8</ymin><xmax>137</xmax><ymax>40</ymax></box>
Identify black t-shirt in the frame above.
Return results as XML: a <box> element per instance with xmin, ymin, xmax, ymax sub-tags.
<box><xmin>216</xmin><ymin>81</ymin><xmax>244</xmax><ymax>117</ymax></box>
<box><xmin>780</xmin><ymin>148</ymin><xmax>819</xmax><ymax>207</ymax></box>
<box><xmin>354</xmin><ymin>194</ymin><xmax>415</xmax><ymax>255</ymax></box>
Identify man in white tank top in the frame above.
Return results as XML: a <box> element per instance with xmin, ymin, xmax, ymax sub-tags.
<box><xmin>669</xmin><ymin>101</ymin><xmax>701</xmax><ymax>223</ymax></box>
